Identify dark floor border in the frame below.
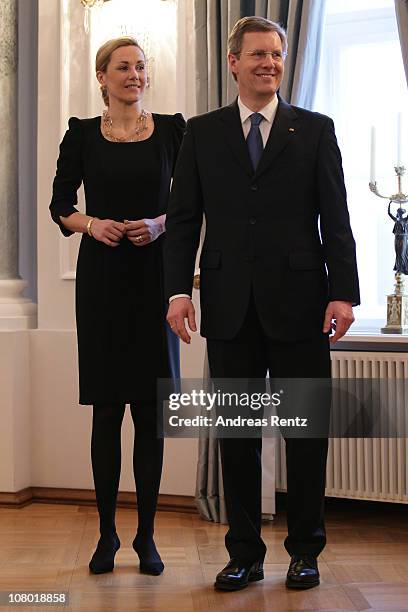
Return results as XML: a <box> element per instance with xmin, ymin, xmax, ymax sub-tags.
<box><xmin>276</xmin><ymin>491</ymin><xmax>408</xmax><ymax>514</ymax></box>
<box><xmin>1</xmin><ymin>488</ymin><xmax>407</xmax><ymax>517</ymax></box>
<box><xmin>0</xmin><ymin>487</ymin><xmax>197</xmax><ymax>513</ymax></box>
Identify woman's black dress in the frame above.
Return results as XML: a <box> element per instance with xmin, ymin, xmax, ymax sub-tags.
<box><xmin>50</xmin><ymin>113</ymin><xmax>185</xmax><ymax>405</ymax></box>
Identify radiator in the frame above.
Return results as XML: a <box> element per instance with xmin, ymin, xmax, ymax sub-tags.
<box><xmin>275</xmin><ymin>351</ymin><xmax>408</xmax><ymax>503</ymax></box>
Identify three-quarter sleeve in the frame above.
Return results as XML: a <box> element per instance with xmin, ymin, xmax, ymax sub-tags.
<box><xmin>49</xmin><ymin>117</ymin><xmax>83</xmax><ymax>237</ymax></box>
<box><xmin>172</xmin><ymin>113</ymin><xmax>186</xmax><ymax>173</ymax></box>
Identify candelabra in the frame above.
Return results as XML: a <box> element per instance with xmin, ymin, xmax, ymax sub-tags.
<box><xmin>369</xmin><ymin>165</ymin><xmax>408</xmax><ymax>333</ymax></box>
<box><xmin>81</xmin><ymin>0</ymin><xmax>111</xmax><ymax>32</ymax></box>
<box><xmin>80</xmin><ymin>0</ymin><xmax>109</xmax><ymax>7</ymax></box>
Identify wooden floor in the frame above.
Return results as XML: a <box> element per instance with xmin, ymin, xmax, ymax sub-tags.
<box><xmin>1</xmin><ymin>502</ymin><xmax>408</xmax><ymax>611</ymax></box>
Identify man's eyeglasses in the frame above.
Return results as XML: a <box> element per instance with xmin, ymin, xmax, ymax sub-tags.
<box><xmin>239</xmin><ymin>50</ymin><xmax>286</xmax><ymax>62</ymax></box>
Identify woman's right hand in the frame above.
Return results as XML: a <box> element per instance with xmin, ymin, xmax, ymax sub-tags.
<box><xmin>91</xmin><ymin>218</ymin><xmax>126</xmax><ymax>247</ymax></box>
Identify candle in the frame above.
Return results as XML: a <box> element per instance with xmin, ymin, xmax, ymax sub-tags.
<box><xmin>397</xmin><ymin>113</ymin><xmax>402</xmax><ymax>167</ymax></box>
<box><xmin>370</xmin><ymin>125</ymin><xmax>376</xmax><ymax>183</ymax></box>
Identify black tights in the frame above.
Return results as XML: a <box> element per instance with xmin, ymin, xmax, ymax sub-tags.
<box><xmin>91</xmin><ymin>402</ymin><xmax>163</xmax><ymax>539</ymax></box>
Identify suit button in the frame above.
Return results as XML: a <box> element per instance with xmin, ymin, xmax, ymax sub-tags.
<box><xmin>251</xmin><ymin>184</ymin><xmax>258</xmax><ymax>191</ymax></box>
<box><xmin>249</xmin><ymin>217</ymin><xmax>257</xmax><ymax>225</ymax></box>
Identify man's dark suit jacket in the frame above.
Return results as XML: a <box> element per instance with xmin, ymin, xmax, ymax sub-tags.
<box><xmin>164</xmin><ymin>96</ymin><xmax>360</xmax><ymax>342</ymax></box>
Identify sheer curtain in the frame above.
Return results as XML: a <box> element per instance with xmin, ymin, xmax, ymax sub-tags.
<box><xmin>395</xmin><ymin>0</ymin><xmax>408</xmax><ymax>85</ymax></box>
<box><xmin>194</xmin><ymin>0</ymin><xmax>327</xmax><ymax>523</ymax></box>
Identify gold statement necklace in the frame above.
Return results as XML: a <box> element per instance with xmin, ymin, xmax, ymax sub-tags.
<box><xmin>102</xmin><ymin>109</ymin><xmax>149</xmax><ymax>142</ymax></box>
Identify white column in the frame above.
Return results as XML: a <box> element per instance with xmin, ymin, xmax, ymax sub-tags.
<box><xmin>0</xmin><ymin>0</ymin><xmax>36</xmax><ymax>330</ymax></box>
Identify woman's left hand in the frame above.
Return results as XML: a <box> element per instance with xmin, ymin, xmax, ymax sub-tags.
<box><xmin>124</xmin><ymin>215</ymin><xmax>165</xmax><ymax>247</ymax></box>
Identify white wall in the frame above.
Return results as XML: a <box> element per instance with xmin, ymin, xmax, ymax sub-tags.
<box><xmin>0</xmin><ymin>332</ymin><xmax>31</xmax><ymax>492</ymax></box>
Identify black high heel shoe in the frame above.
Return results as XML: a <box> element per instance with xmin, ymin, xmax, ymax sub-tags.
<box><xmin>132</xmin><ymin>535</ymin><xmax>164</xmax><ymax>575</ymax></box>
<box><xmin>89</xmin><ymin>533</ymin><xmax>120</xmax><ymax>574</ymax></box>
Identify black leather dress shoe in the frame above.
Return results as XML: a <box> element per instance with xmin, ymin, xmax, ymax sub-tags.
<box><xmin>286</xmin><ymin>555</ymin><xmax>320</xmax><ymax>589</ymax></box>
<box><xmin>214</xmin><ymin>558</ymin><xmax>264</xmax><ymax>591</ymax></box>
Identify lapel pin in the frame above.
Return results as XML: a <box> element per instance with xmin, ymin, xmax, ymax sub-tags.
<box><xmin>289</xmin><ymin>127</ymin><xmax>295</xmax><ymax>132</ymax></box>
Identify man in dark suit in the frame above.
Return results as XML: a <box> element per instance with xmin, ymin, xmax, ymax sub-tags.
<box><xmin>164</xmin><ymin>16</ymin><xmax>359</xmax><ymax>591</ymax></box>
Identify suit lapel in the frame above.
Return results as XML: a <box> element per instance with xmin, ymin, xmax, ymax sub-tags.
<box><xmin>256</xmin><ymin>97</ymin><xmax>299</xmax><ymax>179</ymax></box>
<box><xmin>217</xmin><ymin>97</ymin><xmax>299</xmax><ymax>179</ymax></box>
<box><xmin>218</xmin><ymin>101</ymin><xmax>253</xmax><ymax>178</ymax></box>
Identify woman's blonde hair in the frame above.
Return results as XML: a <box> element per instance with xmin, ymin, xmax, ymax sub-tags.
<box><xmin>95</xmin><ymin>37</ymin><xmax>145</xmax><ymax>106</ymax></box>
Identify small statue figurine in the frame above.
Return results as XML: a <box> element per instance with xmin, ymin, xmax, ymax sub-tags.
<box><xmin>388</xmin><ymin>202</ymin><xmax>408</xmax><ymax>275</ymax></box>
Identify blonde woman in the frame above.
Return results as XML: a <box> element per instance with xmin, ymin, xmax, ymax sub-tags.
<box><xmin>50</xmin><ymin>37</ymin><xmax>185</xmax><ymax>575</ymax></box>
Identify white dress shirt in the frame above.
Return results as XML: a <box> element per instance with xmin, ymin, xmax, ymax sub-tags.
<box><xmin>237</xmin><ymin>94</ymin><xmax>279</xmax><ymax>146</ymax></box>
<box><xmin>169</xmin><ymin>95</ymin><xmax>279</xmax><ymax>304</ymax></box>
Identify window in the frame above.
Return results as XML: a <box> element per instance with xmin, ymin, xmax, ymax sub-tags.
<box><xmin>314</xmin><ymin>0</ymin><xmax>408</xmax><ymax>333</ymax></box>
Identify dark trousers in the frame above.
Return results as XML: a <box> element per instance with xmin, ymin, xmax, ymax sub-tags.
<box><xmin>206</xmin><ymin>296</ymin><xmax>331</xmax><ymax>561</ymax></box>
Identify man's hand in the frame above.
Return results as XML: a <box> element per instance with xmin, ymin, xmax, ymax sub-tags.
<box><xmin>167</xmin><ymin>297</ymin><xmax>197</xmax><ymax>344</ymax></box>
<box><xmin>323</xmin><ymin>300</ymin><xmax>355</xmax><ymax>344</ymax></box>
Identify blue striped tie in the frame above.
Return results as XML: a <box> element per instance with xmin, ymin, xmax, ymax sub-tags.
<box><xmin>246</xmin><ymin>113</ymin><xmax>264</xmax><ymax>171</ymax></box>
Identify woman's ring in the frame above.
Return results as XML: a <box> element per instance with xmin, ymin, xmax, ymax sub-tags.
<box><xmin>136</xmin><ymin>235</ymin><xmax>144</xmax><ymax>243</ymax></box>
